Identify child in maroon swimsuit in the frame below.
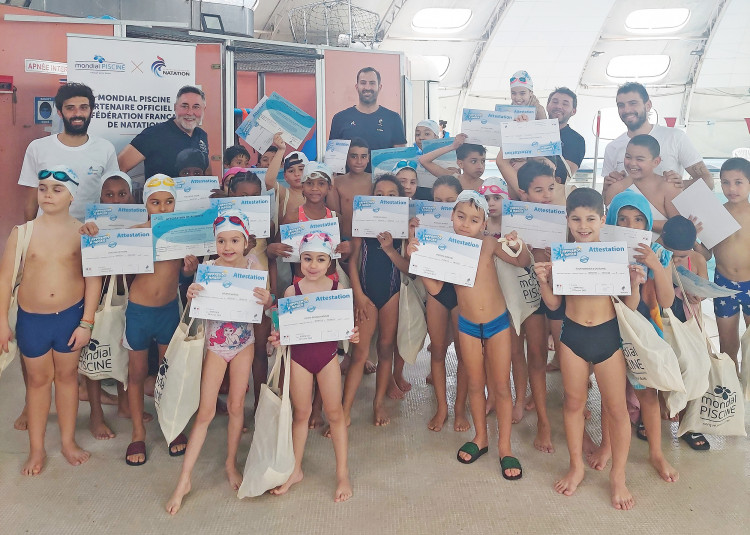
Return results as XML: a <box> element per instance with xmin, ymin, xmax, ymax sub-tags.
<box><xmin>269</xmin><ymin>233</ymin><xmax>359</xmax><ymax>503</ymax></box>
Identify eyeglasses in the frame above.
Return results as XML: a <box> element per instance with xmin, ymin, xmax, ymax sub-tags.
<box><xmin>393</xmin><ymin>160</ymin><xmax>418</xmax><ymax>171</ymax></box>
<box><xmin>145</xmin><ymin>176</ymin><xmax>175</xmax><ymax>188</ymax></box>
<box><xmin>510</xmin><ymin>76</ymin><xmax>528</xmax><ymax>83</ymax></box>
<box><xmin>213</xmin><ymin>215</ymin><xmax>249</xmax><ymax>236</ymax></box>
<box><xmin>479</xmin><ymin>184</ymin><xmax>508</xmax><ymax>196</ymax></box>
<box><xmin>38</xmin><ymin>169</ymin><xmax>79</xmax><ymax>185</ymax></box>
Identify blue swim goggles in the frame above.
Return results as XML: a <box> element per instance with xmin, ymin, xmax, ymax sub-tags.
<box><xmin>38</xmin><ymin>169</ymin><xmax>79</xmax><ymax>185</ymax></box>
<box><xmin>393</xmin><ymin>159</ymin><xmax>418</xmax><ymax>172</ymax></box>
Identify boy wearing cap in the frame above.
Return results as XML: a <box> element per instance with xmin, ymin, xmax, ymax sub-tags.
<box><xmin>0</xmin><ymin>166</ymin><xmax>102</xmax><ymax>475</ymax></box>
<box><xmin>509</xmin><ymin>70</ymin><xmax>547</xmax><ymax>120</ymax></box>
<box><xmin>414</xmin><ymin>120</ymin><xmax>440</xmax><ymax>153</ymax></box>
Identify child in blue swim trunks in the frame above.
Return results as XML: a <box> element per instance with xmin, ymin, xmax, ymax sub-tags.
<box><xmin>0</xmin><ymin>166</ymin><xmax>102</xmax><ymax>476</ymax></box>
<box><xmin>409</xmin><ymin>190</ymin><xmax>531</xmax><ymax>480</ymax></box>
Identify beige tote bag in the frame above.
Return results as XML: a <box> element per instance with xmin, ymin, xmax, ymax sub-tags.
<box><xmin>1</xmin><ymin>222</ymin><xmax>33</xmax><ymax>378</ymax></box>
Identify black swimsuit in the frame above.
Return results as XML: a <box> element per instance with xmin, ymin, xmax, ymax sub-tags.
<box><xmin>560</xmin><ymin>316</ymin><xmax>622</xmax><ymax>364</ymax></box>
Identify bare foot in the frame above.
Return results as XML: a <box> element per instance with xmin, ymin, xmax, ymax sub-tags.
<box><xmin>100</xmin><ymin>388</ymin><xmax>119</xmax><ymax>406</ymax></box>
<box><xmin>394</xmin><ymin>375</ymin><xmax>412</xmax><ymax>393</ymax></box>
<box><xmin>14</xmin><ymin>408</ymin><xmax>28</xmax><ymax>431</ymax></box>
<box><xmin>386</xmin><ymin>380</ymin><xmax>405</xmax><ymax>400</ymax></box>
<box><xmin>21</xmin><ymin>450</ymin><xmax>46</xmax><ymax>476</ymax></box>
<box><xmin>166</xmin><ymin>477</ymin><xmax>191</xmax><ymax>515</ymax></box>
<box><xmin>610</xmin><ymin>475</ymin><xmax>635</xmax><ymax>510</ymax></box>
<box><xmin>226</xmin><ymin>463</ymin><xmax>243</xmax><ymax>491</ymax></box>
<box><xmin>89</xmin><ymin>417</ymin><xmax>116</xmax><ymax>440</ymax></box>
<box><xmin>485</xmin><ymin>398</ymin><xmax>495</xmax><ymax>416</ymax></box>
<box><xmin>270</xmin><ymin>468</ymin><xmax>303</xmax><ymax>496</ymax></box>
<box><xmin>583</xmin><ymin>408</ymin><xmax>592</xmax><ymax>420</ymax></box>
<box><xmin>586</xmin><ymin>444</ymin><xmax>611</xmax><ymax>471</ymax></box>
<box><xmin>650</xmin><ymin>455</ymin><xmax>679</xmax><ymax>483</ymax></box>
<box><xmin>308</xmin><ymin>409</ymin><xmax>324</xmax><ymax>429</ymax></box>
<box><xmin>511</xmin><ymin>401</ymin><xmax>524</xmax><ymax>424</ymax></box>
<box><xmin>533</xmin><ymin>423</ymin><xmax>555</xmax><ymax>453</ymax></box>
<box><xmin>373</xmin><ymin>404</ymin><xmax>390</xmax><ymax>426</ymax></box>
<box><xmin>144</xmin><ymin>375</ymin><xmax>156</xmax><ymax>397</ymax></box>
<box><xmin>334</xmin><ymin>473</ymin><xmax>353</xmax><ymax>503</ymax></box>
<box><xmin>547</xmin><ymin>334</ymin><xmax>555</xmax><ymax>351</ymax></box>
<box><xmin>117</xmin><ymin>408</ymin><xmax>154</xmax><ymax>423</ymax></box>
<box><xmin>425</xmin><ymin>372</ymin><xmax>433</xmax><ymax>386</ymax></box>
<box><xmin>525</xmin><ymin>395</ymin><xmax>535</xmax><ymax>411</ymax></box>
<box><xmin>454</xmin><ymin>409</ymin><xmax>471</xmax><ymax>432</ymax></box>
<box><xmin>582</xmin><ymin>430</ymin><xmax>597</xmax><ymax>455</ymax></box>
<box><xmin>364</xmin><ymin>360</ymin><xmax>377</xmax><ymax>375</ymax></box>
<box><xmin>427</xmin><ymin>407</ymin><xmax>448</xmax><ymax>432</ymax></box>
<box><xmin>62</xmin><ymin>443</ymin><xmax>91</xmax><ymax>466</ymax></box>
<box><xmin>554</xmin><ymin>464</ymin><xmax>585</xmax><ymax>496</ymax></box>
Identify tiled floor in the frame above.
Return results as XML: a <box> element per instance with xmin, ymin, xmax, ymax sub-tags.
<box><xmin>0</xmin><ymin>319</ymin><xmax>748</xmax><ymax>534</ymax></box>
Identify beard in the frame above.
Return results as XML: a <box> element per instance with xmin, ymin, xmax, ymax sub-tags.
<box><xmin>62</xmin><ymin>114</ymin><xmax>91</xmax><ymax>135</ymax></box>
<box><xmin>622</xmin><ymin>110</ymin><xmax>648</xmax><ymax>131</ymax></box>
<box><xmin>358</xmin><ymin>90</ymin><xmax>378</xmax><ymax>105</ymax></box>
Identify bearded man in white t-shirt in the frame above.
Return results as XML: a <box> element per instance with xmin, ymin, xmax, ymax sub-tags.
<box><xmin>602</xmin><ymin>82</ymin><xmax>713</xmax><ymax>201</ymax></box>
<box><xmin>18</xmin><ymin>83</ymin><xmax>119</xmax><ymax>222</ymax></box>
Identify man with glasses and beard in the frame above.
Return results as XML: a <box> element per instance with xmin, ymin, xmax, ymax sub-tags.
<box><xmin>18</xmin><ymin>83</ymin><xmax>119</xmax><ymax>222</ymax></box>
<box><xmin>602</xmin><ymin>82</ymin><xmax>713</xmax><ymax>201</ymax></box>
<box><xmin>329</xmin><ymin>67</ymin><xmax>407</xmax><ymax>171</ymax></box>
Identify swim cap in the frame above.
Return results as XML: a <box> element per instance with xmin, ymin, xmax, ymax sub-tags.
<box><xmin>143</xmin><ymin>174</ymin><xmax>176</xmax><ymax>204</ymax></box>
<box><xmin>284</xmin><ymin>151</ymin><xmax>309</xmax><ymax>172</ymax></box>
<box><xmin>392</xmin><ymin>159</ymin><xmax>419</xmax><ymax>173</ymax></box>
<box><xmin>299</xmin><ymin>232</ymin><xmax>333</xmax><ymax>257</ymax></box>
<box><xmin>175</xmin><ymin>148</ymin><xmax>208</xmax><ymax>174</ymax></box>
<box><xmin>606</xmin><ymin>190</ymin><xmax>653</xmax><ymax>231</ymax></box>
<box><xmin>661</xmin><ymin>216</ymin><xmax>697</xmax><ymax>251</ymax></box>
<box><xmin>222</xmin><ymin>166</ymin><xmax>248</xmax><ymax>187</ymax></box>
<box><xmin>213</xmin><ymin>209</ymin><xmax>251</xmax><ymax>241</ymax></box>
<box><xmin>455</xmin><ymin>190</ymin><xmax>489</xmax><ymax>219</ymax></box>
<box><xmin>417</xmin><ymin>119</ymin><xmax>439</xmax><ymax>136</ymax></box>
<box><xmin>510</xmin><ymin>70</ymin><xmax>533</xmax><ymax>91</ymax></box>
<box><xmin>102</xmin><ymin>171</ymin><xmax>132</xmax><ymax>193</ymax></box>
<box><xmin>302</xmin><ymin>161</ymin><xmax>333</xmax><ymax>183</ymax></box>
<box><xmin>478</xmin><ymin>176</ymin><xmax>509</xmax><ymax>200</ymax></box>
<box><xmin>38</xmin><ymin>165</ymin><xmax>79</xmax><ymax>198</ymax></box>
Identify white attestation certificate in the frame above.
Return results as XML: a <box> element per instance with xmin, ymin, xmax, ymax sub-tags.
<box><xmin>671</xmin><ymin>180</ymin><xmax>741</xmax><ymax>249</ymax></box>
<box><xmin>501</xmin><ymin>199</ymin><xmax>567</xmax><ymax>248</ymax></box>
<box><xmin>81</xmin><ymin>229</ymin><xmax>154</xmax><ymax>276</ymax></box>
<box><xmin>599</xmin><ymin>225</ymin><xmax>652</xmax><ymax>264</ymax></box>
<box><xmin>409</xmin><ymin>228</ymin><xmax>482</xmax><ymax>287</ymax></box>
<box><xmin>85</xmin><ymin>203</ymin><xmax>148</xmax><ymax>230</ymax></box>
<box><xmin>210</xmin><ymin>197</ymin><xmax>271</xmax><ymax>238</ymax></box>
<box><xmin>151</xmin><ymin>208</ymin><xmax>218</xmax><ymax>261</ymax></box>
<box><xmin>351</xmin><ymin>195</ymin><xmax>409</xmax><ymax>238</ymax></box>
<box><xmin>254</xmin><ymin>92</ymin><xmax>315</xmax><ymax>150</ymax></box>
<box><xmin>409</xmin><ymin>200</ymin><xmax>456</xmax><ymax>233</ymax></box>
<box><xmin>551</xmin><ymin>241</ymin><xmax>631</xmax><ymax>296</ymax></box>
<box><xmin>673</xmin><ymin>265</ymin><xmax>740</xmax><ymax>299</ymax></box>
<box><xmin>493</xmin><ymin>104</ymin><xmax>536</xmax><ymax>120</ymax></box>
<box><xmin>370</xmin><ymin>146</ymin><xmax>419</xmax><ymax>179</ymax></box>
<box><xmin>190</xmin><ymin>264</ymin><xmax>267</xmax><ymax>323</ymax></box>
<box><xmin>235</xmin><ymin>95</ymin><xmax>274</xmax><ymax>153</ymax></box>
<box><xmin>280</xmin><ymin>218</ymin><xmax>342</xmax><ymax>263</ymax></box>
<box><xmin>323</xmin><ymin>139</ymin><xmax>351</xmax><ymax>174</ymax></box>
<box><xmin>500</xmin><ymin>118</ymin><xmax>562</xmax><ymax>158</ymax></box>
<box><xmin>461</xmin><ymin>108</ymin><xmax>512</xmax><ymax>147</ymax></box>
<box><xmin>278</xmin><ymin>289</ymin><xmax>354</xmax><ymax>345</ymax></box>
<box><xmin>174</xmin><ymin>176</ymin><xmax>220</xmax><ymax>212</ymax></box>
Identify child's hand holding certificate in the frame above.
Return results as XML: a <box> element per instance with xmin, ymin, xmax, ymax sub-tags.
<box><xmin>151</xmin><ymin>208</ymin><xmax>218</xmax><ymax>261</ymax></box>
<box><xmin>409</xmin><ymin>228</ymin><xmax>482</xmax><ymax>287</ymax></box>
<box><xmin>81</xmin><ymin>229</ymin><xmax>154</xmax><ymax>276</ymax></box>
<box><xmin>174</xmin><ymin>176</ymin><xmax>221</xmax><ymax>212</ymax></box>
<box><xmin>278</xmin><ymin>289</ymin><xmax>354</xmax><ymax>345</ymax></box>
<box><xmin>551</xmin><ymin>241</ymin><xmax>630</xmax><ymax>295</ymax></box>
<box><xmin>501</xmin><ymin>199</ymin><xmax>567</xmax><ymax>248</ymax></box>
<box><xmin>190</xmin><ymin>264</ymin><xmax>267</xmax><ymax>323</ymax></box>
<box><xmin>351</xmin><ymin>195</ymin><xmax>409</xmax><ymax>239</ymax></box>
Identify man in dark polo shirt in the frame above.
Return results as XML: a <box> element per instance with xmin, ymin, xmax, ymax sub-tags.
<box><xmin>329</xmin><ymin>67</ymin><xmax>406</xmax><ymax>171</ymax></box>
<box><xmin>117</xmin><ymin>85</ymin><xmax>209</xmax><ymax>179</ymax></box>
<box><xmin>546</xmin><ymin>87</ymin><xmax>585</xmax><ymax>183</ymax></box>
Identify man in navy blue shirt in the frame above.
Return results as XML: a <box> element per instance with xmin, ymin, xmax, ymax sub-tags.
<box><xmin>546</xmin><ymin>87</ymin><xmax>585</xmax><ymax>183</ymax></box>
<box><xmin>329</xmin><ymin>67</ymin><xmax>406</xmax><ymax>171</ymax></box>
<box><xmin>118</xmin><ymin>85</ymin><xmax>209</xmax><ymax>179</ymax></box>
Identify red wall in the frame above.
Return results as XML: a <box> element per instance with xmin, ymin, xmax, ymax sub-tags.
<box><xmin>195</xmin><ymin>43</ymin><xmax>223</xmax><ymax>173</ymax></box>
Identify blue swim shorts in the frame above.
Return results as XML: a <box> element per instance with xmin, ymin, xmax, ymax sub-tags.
<box><xmin>123</xmin><ymin>299</ymin><xmax>180</xmax><ymax>351</ymax></box>
<box><xmin>16</xmin><ymin>299</ymin><xmax>84</xmax><ymax>358</ymax></box>
<box><xmin>713</xmin><ymin>270</ymin><xmax>750</xmax><ymax>318</ymax></box>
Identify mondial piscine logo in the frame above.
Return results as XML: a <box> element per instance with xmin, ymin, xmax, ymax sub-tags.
<box><xmin>151</xmin><ymin>56</ymin><xmax>191</xmax><ymax>78</ymax></box>
<box><xmin>699</xmin><ymin>384</ymin><xmax>738</xmax><ymax>426</ymax></box>
<box><xmin>74</xmin><ymin>55</ymin><xmax>125</xmax><ymax>73</ymax></box>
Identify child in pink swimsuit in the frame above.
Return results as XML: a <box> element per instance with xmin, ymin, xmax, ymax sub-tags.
<box><xmin>166</xmin><ymin>209</ymin><xmax>272</xmax><ymax>515</ymax></box>
<box><xmin>269</xmin><ymin>232</ymin><xmax>359</xmax><ymax>503</ymax></box>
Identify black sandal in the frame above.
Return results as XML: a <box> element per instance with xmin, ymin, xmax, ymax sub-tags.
<box><xmin>635</xmin><ymin>421</ymin><xmax>647</xmax><ymax>441</ymax></box>
<box><xmin>681</xmin><ymin>432</ymin><xmax>710</xmax><ymax>451</ymax></box>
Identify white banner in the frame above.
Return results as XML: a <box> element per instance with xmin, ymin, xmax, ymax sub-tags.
<box><xmin>67</xmin><ymin>35</ymin><xmax>196</xmax><ymax>154</ymax></box>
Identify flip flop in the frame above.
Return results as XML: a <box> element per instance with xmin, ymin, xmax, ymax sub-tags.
<box><xmin>125</xmin><ymin>440</ymin><xmax>147</xmax><ymax>466</ymax></box>
<box><xmin>456</xmin><ymin>442</ymin><xmax>488</xmax><ymax>464</ymax></box>
<box><xmin>169</xmin><ymin>433</ymin><xmax>188</xmax><ymax>457</ymax></box>
<box><xmin>635</xmin><ymin>422</ymin><xmax>647</xmax><ymax>441</ymax></box>
<box><xmin>500</xmin><ymin>456</ymin><xmax>523</xmax><ymax>481</ymax></box>
<box><xmin>681</xmin><ymin>432</ymin><xmax>710</xmax><ymax>451</ymax></box>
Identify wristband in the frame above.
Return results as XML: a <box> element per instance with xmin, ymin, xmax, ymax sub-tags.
<box><xmin>270</xmin><ymin>294</ymin><xmax>277</xmax><ymax>304</ymax></box>
<box><xmin>79</xmin><ymin>320</ymin><xmax>94</xmax><ymax>331</ymax></box>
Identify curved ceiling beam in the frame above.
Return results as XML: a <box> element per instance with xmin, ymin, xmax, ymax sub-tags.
<box><xmin>374</xmin><ymin>0</ymin><xmax>409</xmax><ymax>43</ymax></box>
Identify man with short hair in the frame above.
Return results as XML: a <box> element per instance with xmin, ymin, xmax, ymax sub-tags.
<box><xmin>602</xmin><ymin>81</ymin><xmax>712</xmax><ymax>200</ymax></box>
<box><xmin>329</xmin><ymin>67</ymin><xmax>406</xmax><ymax>171</ymax></box>
<box><xmin>18</xmin><ymin>83</ymin><xmax>119</xmax><ymax>222</ymax></box>
<box><xmin>118</xmin><ymin>85</ymin><xmax>209</xmax><ymax>179</ymax></box>
<box><xmin>546</xmin><ymin>87</ymin><xmax>586</xmax><ymax>183</ymax></box>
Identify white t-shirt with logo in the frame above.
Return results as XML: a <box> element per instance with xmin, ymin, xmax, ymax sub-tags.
<box><xmin>601</xmin><ymin>124</ymin><xmax>702</xmax><ymax>179</ymax></box>
<box><xmin>18</xmin><ymin>134</ymin><xmax>120</xmax><ymax>221</ymax></box>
